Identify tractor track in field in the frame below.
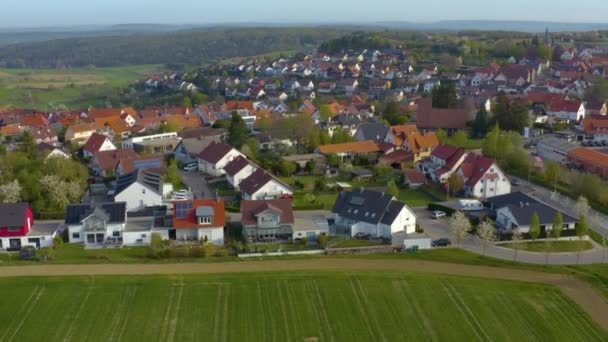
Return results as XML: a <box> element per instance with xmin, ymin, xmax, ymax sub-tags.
<box><xmin>0</xmin><ymin>258</ymin><xmax>607</xmax><ymax>330</ymax></box>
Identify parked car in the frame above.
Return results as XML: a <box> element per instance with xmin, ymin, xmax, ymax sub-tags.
<box><xmin>431</xmin><ymin>210</ymin><xmax>446</xmax><ymax>219</ymax></box>
<box><xmin>431</xmin><ymin>238</ymin><xmax>452</xmax><ymax>247</ymax></box>
<box><xmin>183</xmin><ymin>163</ymin><xmax>198</xmax><ymax>171</ymax></box>
<box><xmin>511</xmin><ymin>178</ymin><xmax>521</xmax><ymax>186</ymax></box>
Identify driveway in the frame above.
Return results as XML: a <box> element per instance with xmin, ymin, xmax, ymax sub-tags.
<box><xmin>180</xmin><ymin>171</ymin><xmax>212</xmax><ymax>199</ymax></box>
<box><xmin>413</xmin><ymin>207</ymin><xmax>608</xmax><ymax>265</ymax></box>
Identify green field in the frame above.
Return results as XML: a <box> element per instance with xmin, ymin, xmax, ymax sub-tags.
<box><xmin>0</xmin><ymin>272</ymin><xmax>605</xmax><ymax>342</ymax></box>
<box><xmin>0</xmin><ymin>65</ymin><xmax>161</xmax><ymax>110</ymax></box>
<box><xmin>500</xmin><ymin>240</ymin><xmax>594</xmax><ymax>253</ymax></box>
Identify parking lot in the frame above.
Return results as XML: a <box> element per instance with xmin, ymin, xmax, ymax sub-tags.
<box><xmin>180</xmin><ymin>171</ymin><xmax>212</xmax><ymax>199</ymax></box>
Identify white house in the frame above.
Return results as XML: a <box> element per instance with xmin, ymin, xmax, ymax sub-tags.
<box><xmin>114</xmin><ymin>169</ymin><xmax>164</xmax><ymax>212</ymax></box>
<box><xmin>198</xmin><ymin>142</ymin><xmax>245</xmax><ymax>177</ymax></box>
<box><xmin>548</xmin><ymin>100</ymin><xmax>586</xmax><ymax>122</ymax></box>
<box><xmin>223</xmin><ymin>156</ymin><xmax>257</xmax><ymax>189</ymax></box>
<box><xmin>332</xmin><ymin>188</ymin><xmax>417</xmax><ymax>239</ymax></box>
<box><xmin>239</xmin><ymin>168</ymin><xmax>293</xmax><ymax>200</ymax></box>
<box><xmin>496</xmin><ymin>203</ymin><xmax>577</xmax><ymax>233</ymax></box>
<box><xmin>172</xmin><ymin>199</ymin><xmax>226</xmax><ymax>245</ymax></box>
<box><xmin>122</xmin><ymin>132</ymin><xmax>180</xmax><ymax>149</ymax></box>
<box><xmin>65</xmin><ymin>202</ymin><xmax>128</xmax><ymax>247</ymax></box>
<box><xmin>456</xmin><ymin>153</ymin><xmax>511</xmax><ymax>199</ymax></box>
<box><xmin>83</xmin><ymin>132</ymin><xmax>116</xmax><ymax>158</ymax></box>
<box><xmin>417</xmin><ymin>144</ymin><xmax>468</xmax><ymax>183</ymax></box>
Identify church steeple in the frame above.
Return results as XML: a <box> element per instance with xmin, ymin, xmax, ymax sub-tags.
<box><xmin>544</xmin><ymin>27</ymin><xmax>551</xmax><ymax>45</ymax></box>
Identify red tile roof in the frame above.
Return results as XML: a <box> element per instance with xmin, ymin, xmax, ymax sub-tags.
<box><xmin>83</xmin><ymin>133</ymin><xmax>111</xmax><ymax>154</ymax></box>
<box><xmin>415</xmin><ymin>98</ymin><xmax>467</xmax><ymax>130</ymax></box>
<box><xmin>240</xmin><ymin>199</ymin><xmax>294</xmax><ymax>226</ymax></box>
<box><xmin>172</xmin><ymin>199</ymin><xmax>226</xmax><ymax>229</ymax></box>
<box><xmin>318</xmin><ymin>140</ymin><xmax>379</xmax><ymax>154</ymax></box>
<box><xmin>460</xmin><ymin>153</ymin><xmax>497</xmax><ymax>187</ymax></box>
<box><xmin>405</xmin><ymin>169</ymin><xmax>428</xmax><ymax>184</ymax></box>
<box><xmin>93</xmin><ymin>148</ymin><xmax>137</xmax><ymax>171</ymax></box>
<box><xmin>198</xmin><ymin>142</ymin><xmax>234</xmax><ymax>164</ymax></box>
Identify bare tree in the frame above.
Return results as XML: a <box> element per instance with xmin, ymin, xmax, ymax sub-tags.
<box><xmin>476</xmin><ymin>220</ymin><xmax>496</xmax><ymax>256</ymax></box>
<box><xmin>511</xmin><ymin>229</ymin><xmax>523</xmax><ymax>262</ymax></box>
<box><xmin>450</xmin><ymin>211</ymin><xmax>472</xmax><ymax>248</ymax></box>
<box><xmin>575</xmin><ymin>196</ymin><xmax>590</xmax><ymax>218</ymax></box>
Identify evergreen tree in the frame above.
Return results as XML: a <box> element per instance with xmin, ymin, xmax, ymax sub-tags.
<box><xmin>529</xmin><ymin>212</ymin><xmax>541</xmax><ymax>240</ymax></box>
<box><xmin>472</xmin><ymin>107</ymin><xmax>489</xmax><ymax>138</ymax></box>
<box><xmin>431</xmin><ymin>82</ymin><xmax>458</xmax><ymax>108</ymax></box>
<box><xmin>227</xmin><ymin>112</ymin><xmax>249</xmax><ymax>148</ymax></box>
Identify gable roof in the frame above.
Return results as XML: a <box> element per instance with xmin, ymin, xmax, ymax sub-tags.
<box><xmin>0</xmin><ymin>203</ymin><xmax>29</xmax><ymax>227</ymax></box>
<box><xmin>64</xmin><ymin>202</ymin><xmax>126</xmax><ymax>225</ymax></box>
<box><xmin>332</xmin><ymin>188</ymin><xmax>409</xmax><ymax>226</ymax></box>
<box><xmin>486</xmin><ymin>191</ymin><xmax>539</xmax><ymax>209</ymax></box>
<box><xmin>355</xmin><ymin>122</ymin><xmax>389</xmax><ymax>143</ymax></box>
<box><xmin>460</xmin><ymin>153</ymin><xmax>499</xmax><ymax>187</ymax></box>
<box><xmin>431</xmin><ymin>144</ymin><xmax>462</xmax><ymax>161</ymax></box>
<box><xmin>93</xmin><ymin>148</ymin><xmax>137</xmax><ymax>171</ymax></box>
<box><xmin>239</xmin><ymin>168</ymin><xmax>292</xmax><ymax>196</ymax></box>
<box><xmin>172</xmin><ymin>199</ymin><xmax>226</xmax><ymax>229</ymax></box>
<box><xmin>407</xmin><ymin>132</ymin><xmax>439</xmax><ymax>153</ymax></box>
<box><xmin>240</xmin><ymin>199</ymin><xmax>294</xmax><ymax>226</ymax></box>
<box><xmin>198</xmin><ymin>142</ymin><xmax>235</xmax><ymax>164</ymax></box>
<box><xmin>415</xmin><ymin>98</ymin><xmax>468</xmax><ymax>130</ymax></box>
<box><xmin>506</xmin><ymin>202</ymin><xmax>577</xmax><ymax>226</ymax></box>
<box><xmin>388</xmin><ymin>124</ymin><xmax>418</xmax><ymax>146</ymax></box>
<box><xmin>223</xmin><ymin>155</ymin><xmax>253</xmax><ymax>177</ymax></box>
<box><xmin>568</xmin><ymin>147</ymin><xmax>608</xmax><ymax>169</ymax></box>
<box><xmin>115</xmin><ymin>169</ymin><xmax>163</xmax><ymax>196</ymax></box>
<box><xmin>83</xmin><ymin>132</ymin><xmax>112</xmax><ymax>153</ymax></box>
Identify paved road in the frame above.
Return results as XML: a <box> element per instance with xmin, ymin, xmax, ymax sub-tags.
<box><xmin>415</xmin><ymin>207</ymin><xmax>608</xmax><ymax>265</ymax></box>
<box><xmin>180</xmin><ymin>171</ymin><xmax>212</xmax><ymax>199</ymax></box>
<box><xmin>0</xmin><ymin>258</ymin><xmax>606</xmax><ymax>329</ymax></box>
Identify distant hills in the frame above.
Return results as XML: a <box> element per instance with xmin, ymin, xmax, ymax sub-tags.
<box><xmin>375</xmin><ymin>20</ymin><xmax>608</xmax><ymax>33</ymax></box>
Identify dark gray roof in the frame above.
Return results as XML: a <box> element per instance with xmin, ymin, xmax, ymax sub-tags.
<box><xmin>223</xmin><ymin>156</ymin><xmax>251</xmax><ymax>177</ymax></box>
<box><xmin>332</xmin><ymin>113</ymin><xmax>361</xmax><ymax>126</ymax></box>
<box><xmin>115</xmin><ymin>169</ymin><xmax>162</xmax><ymax>196</ymax></box>
<box><xmin>0</xmin><ymin>203</ymin><xmax>29</xmax><ymax>227</ymax></box>
<box><xmin>65</xmin><ymin>202</ymin><xmax>127</xmax><ymax>225</ymax></box>
<box><xmin>351</xmin><ymin>169</ymin><xmax>374</xmax><ymax>177</ymax></box>
<box><xmin>355</xmin><ymin>123</ymin><xmax>389</xmax><ymax>143</ymax></box>
<box><xmin>486</xmin><ymin>191</ymin><xmax>539</xmax><ymax>210</ymax></box>
<box><xmin>507</xmin><ymin>203</ymin><xmax>577</xmax><ymax>226</ymax></box>
<box><xmin>332</xmin><ymin>188</ymin><xmax>406</xmax><ymax>225</ymax></box>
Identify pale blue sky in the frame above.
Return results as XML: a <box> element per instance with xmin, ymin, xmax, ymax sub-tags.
<box><xmin>1</xmin><ymin>0</ymin><xmax>606</xmax><ymax>27</ymax></box>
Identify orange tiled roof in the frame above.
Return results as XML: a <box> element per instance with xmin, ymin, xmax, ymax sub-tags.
<box><xmin>172</xmin><ymin>199</ymin><xmax>226</xmax><ymax>229</ymax></box>
<box><xmin>407</xmin><ymin>132</ymin><xmax>439</xmax><ymax>153</ymax></box>
<box><xmin>568</xmin><ymin>148</ymin><xmax>608</xmax><ymax>169</ymax></box>
<box><xmin>318</xmin><ymin>140</ymin><xmax>380</xmax><ymax>154</ymax></box>
<box><xmin>389</xmin><ymin>124</ymin><xmax>418</xmax><ymax>146</ymax></box>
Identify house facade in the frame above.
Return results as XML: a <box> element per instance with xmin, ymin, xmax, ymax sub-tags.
<box><xmin>224</xmin><ymin>156</ymin><xmax>257</xmax><ymax>189</ymax></box>
<box><xmin>65</xmin><ymin>202</ymin><xmax>128</xmax><ymax>247</ymax></box>
<box><xmin>332</xmin><ymin>188</ymin><xmax>416</xmax><ymax>239</ymax></box>
<box><xmin>198</xmin><ymin>142</ymin><xmax>245</xmax><ymax>176</ymax></box>
<box><xmin>114</xmin><ymin>169</ymin><xmax>164</xmax><ymax>212</ymax></box>
<box><xmin>241</xmin><ymin>199</ymin><xmax>295</xmax><ymax>242</ymax></box>
<box><xmin>172</xmin><ymin>199</ymin><xmax>225</xmax><ymax>245</ymax></box>
<box><xmin>417</xmin><ymin>144</ymin><xmax>467</xmax><ymax>183</ymax></box>
<box><xmin>240</xmin><ymin>169</ymin><xmax>293</xmax><ymax>200</ymax></box>
<box><xmin>0</xmin><ymin>203</ymin><xmax>57</xmax><ymax>250</ymax></box>
<box><xmin>457</xmin><ymin>153</ymin><xmax>511</xmax><ymax>199</ymax></box>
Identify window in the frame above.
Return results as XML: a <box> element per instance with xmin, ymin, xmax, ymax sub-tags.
<box><xmin>142</xmin><ymin>189</ymin><xmax>146</xmax><ymax>194</ymax></box>
<box><xmin>112</xmin><ymin>231</ymin><xmax>120</xmax><ymax>237</ymax></box>
<box><xmin>141</xmin><ymin>234</ymin><xmax>147</xmax><ymax>238</ymax></box>
<box><xmin>8</xmin><ymin>226</ymin><xmax>21</xmax><ymax>232</ymax></box>
<box><xmin>72</xmin><ymin>233</ymin><xmax>80</xmax><ymax>239</ymax></box>
<box><xmin>199</xmin><ymin>216</ymin><xmax>212</xmax><ymax>224</ymax></box>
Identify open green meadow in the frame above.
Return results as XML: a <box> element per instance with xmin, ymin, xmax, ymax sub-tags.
<box><xmin>0</xmin><ymin>271</ymin><xmax>605</xmax><ymax>342</ymax></box>
<box><xmin>0</xmin><ymin>65</ymin><xmax>160</xmax><ymax>110</ymax></box>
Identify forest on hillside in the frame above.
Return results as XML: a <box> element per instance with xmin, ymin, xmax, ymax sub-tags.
<box><xmin>0</xmin><ymin>28</ymin><xmax>351</xmax><ymax>68</ymax></box>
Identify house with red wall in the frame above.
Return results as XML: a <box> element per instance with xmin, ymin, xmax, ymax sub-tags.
<box><xmin>0</xmin><ymin>203</ymin><xmax>58</xmax><ymax>250</ymax></box>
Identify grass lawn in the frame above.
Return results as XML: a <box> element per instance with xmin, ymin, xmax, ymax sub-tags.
<box><xmin>0</xmin><ymin>65</ymin><xmax>161</xmax><ymax>110</ymax></box>
<box><xmin>1</xmin><ymin>272</ymin><xmax>605</xmax><ymax>341</ymax></box>
<box><xmin>331</xmin><ymin>239</ymin><xmax>385</xmax><ymax>248</ymax></box>
<box><xmin>292</xmin><ymin>191</ymin><xmax>338</xmax><ymax>210</ymax></box>
<box><xmin>500</xmin><ymin>240</ymin><xmax>594</xmax><ymax>253</ymax></box>
<box><xmin>397</xmin><ymin>188</ymin><xmax>437</xmax><ymax>207</ymax></box>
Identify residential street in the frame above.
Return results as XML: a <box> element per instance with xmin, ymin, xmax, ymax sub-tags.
<box><xmin>180</xmin><ymin>171</ymin><xmax>212</xmax><ymax>199</ymax></box>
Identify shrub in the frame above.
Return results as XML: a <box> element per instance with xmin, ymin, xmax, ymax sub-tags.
<box><xmin>190</xmin><ymin>246</ymin><xmax>206</xmax><ymax>258</ymax></box>
<box><xmin>169</xmin><ymin>247</ymin><xmax>189</xmax><ymax>258</ymax></box>
<box><xmin>316</xmin><ymin>234</ymin><xmax>329</xmax><ymax>248</ymax></box>
<box><xmin>52</xmin><ymin>235</ymin><xmax>64</xmax><ymax>250</ymax></box>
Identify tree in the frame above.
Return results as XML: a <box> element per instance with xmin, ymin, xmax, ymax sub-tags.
<box><xmin>227</xmin><ymin>112</ymin><xmax>249</xmax><ymax>148</ymax></box>
<box><xmin>452</xmin><ymin>130</ymin><xmax>468</xmax><ymax>147</ymax></box>
<box><xmin>386</xmin><ymin>180</ymin><xmax>399</xmax><ymax>197</ymax></box>
<box><xmin>181</xmin><ymin>96</ymin><xmax>193</xmax><ymax>108</ymax></box>
<box><xmin>0</xmin><ymin>180</ymin><xmax>22</xmax><ymax>203</ymax></box>
<box><xmin>447</xmin><ymin>173</ymin><xmax>464</xmax><ymax>198</ymax></box>
<box><xmin>21</xmin><ymin>131</ymin><xmax>37</xmax><ymax>159</ymax></box>
<box><xmin>544</xmin><ymin>161</ymin><xmax>560</xmax><ymax>190</ymax></box>
<box><xmin>492</xmin><ymin>94</ymin><xmax>529</xmax><ymax>133</ymax></box>
<box><xmin>305</xmin><ymin>159</ymin><xmax>317</xmax><ymax>174</ymax></box>
<box><xmin>382</xmin><ymin>101</ymin><xmax>408</xmax><ymax>125</ymax></box>
<box><xmin>575</xmin><ymin>214</ymin><xmax>590</xmax><ymax>265</ymax></box>
<box><xmin>551</xmin><ymin>212</ymin><xmax>563</xmax><ymax>239</ymax></box>
<box><xmin>319</xmin><ymin>104</ymin><xmax>334</xmax><ymax>122</ymax></box>
<box><xmin>575</xmin><ymin>196</ymin><xmax>590</xmax><ymax>218</ymax></box>
<box><xmin>476</xmin><ymin>220</ymin><xmax>496</xmax><ymax>256</ymax></box>
<box><xmin>529</xmin><ymin>212</ymin><xmax>541</xmax><ymax>240</ymax></box>
<box><xmin>472</xmin><ymin>107</ymin><xmax>489</xmax><ymax>138</ymax></box>
<box><xmin>159</xmin><ymin>120</ymin><xmax>181</xmax><ymax>133</ymax></box>
<box><xmin>585</xmin><ymin>79</ymin><xmax>608</xmax><ymax>104</ymax></box>
<box><xmin>40</xmin><ymin>175</ymin><xmax>70</xmax><ymax>210</ymax></box>
<box><xmin>431</xmin><ymin>82</ymin><xmax>458</xmax><ymax>108</ymax></box>
<box><xmin>243</xmin><ymin>137</ymin><xmax>260</xmax><ymax>160</ymax></box>
<box><xmin>316</xmin><ymin>234</ymin><xmax>329</xmax><ymax>248</ymax></box>
<box><xmin>164</xmin><ymin>159</ymin><xmax>183</xmax><ymax>189</ymax></box>
<box><xmin>278</xmin><ymin>160</ymin><xmax>297</xmax><ymax>177</ymax></box>
<box><xmin>326</xmin><ymin>153</ymin><xmax>340</xmax><ymax>167</ymax></box>
<box><xmin>511</xmin><ymin>228</ymin><xmax>523</xmax><ymax>261</ymax></box>
<box><xmin>450</xmin><ymin>211</ymin><xmax>472</xmax><ymax>247</ymax></box>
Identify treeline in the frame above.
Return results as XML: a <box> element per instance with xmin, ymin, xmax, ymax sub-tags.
<box><xmin>318</xmin><ymin>32</ymin><xmax>393</xmax><ymax>53</ymax></box>
<box><xmin>0</xmin><ymin>28</ymin><xmax>350</xmax><ymax>68</ymax></box>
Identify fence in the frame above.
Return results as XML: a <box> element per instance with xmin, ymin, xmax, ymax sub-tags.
<box><xmin>238</xmin><ymin>250</ymin><xmax>325</xmax><ymax>258</ymax></box>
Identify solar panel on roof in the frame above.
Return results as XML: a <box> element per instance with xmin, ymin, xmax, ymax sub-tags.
<box><xmin>134</xmin><ymin>159</ymin><xmax>162</xmax><ymax>170</ymax></box>
<box><xmin>175</xmin><ymin>202</ymin><xmax>193</xmax><ymax>218</ymax></box>
<box><xmin>349</xmin><ymin>196</ymin><xmax>365</xmax><ymax>206</ymax></box>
